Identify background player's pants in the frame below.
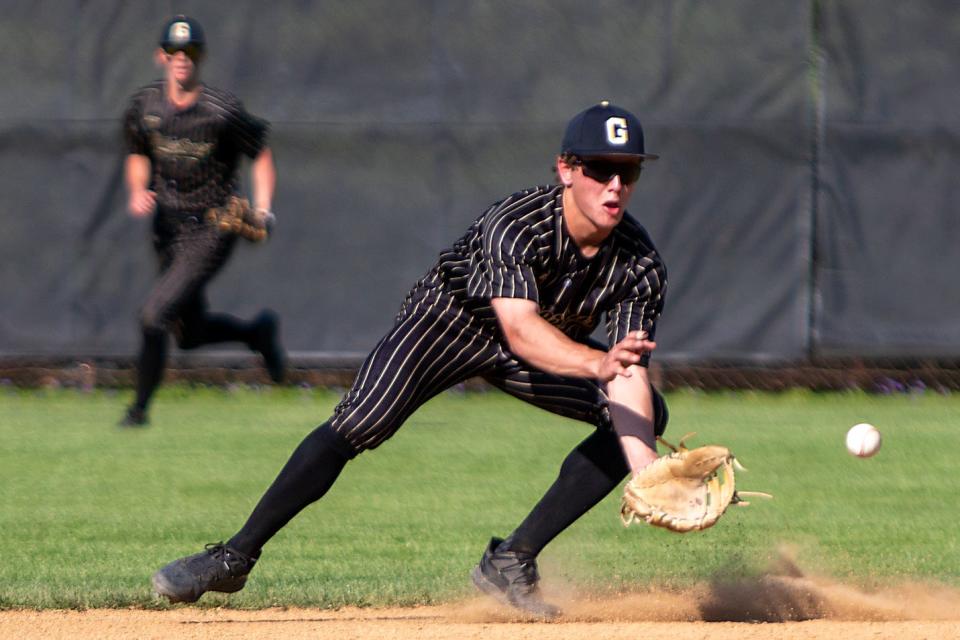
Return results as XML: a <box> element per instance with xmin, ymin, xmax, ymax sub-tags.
<box><xmin>132</xmin><ymin>216</ymin><xmax>260</xmax><ymax>413</ymax></box>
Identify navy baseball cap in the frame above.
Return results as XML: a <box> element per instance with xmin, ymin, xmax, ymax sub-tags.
<box><xmin>561</xmin><ymin>101</ymin><xmax>659</xmax><ymax>160</ymax></box>
<box><xmin>159</xmin><ymin>15</ymin><xmax>206</xmax><ymax>50</ymax></box>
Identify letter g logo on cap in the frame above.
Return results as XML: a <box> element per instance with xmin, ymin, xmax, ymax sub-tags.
<box><xmin>605</xmin><ymin>117</ymin><xmax>629</xmax><ymax>145</ymax></box>
<box><xmin>170</xmin><ymin>22</ymin><xmax>191</xmax><ymax>44</ymax></box>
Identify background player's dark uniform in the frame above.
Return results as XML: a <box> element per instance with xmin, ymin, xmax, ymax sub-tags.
<box><xmin>121</xmin><ymin>82</ymin><xmax>283</xmax><ymax>425</ymax></box>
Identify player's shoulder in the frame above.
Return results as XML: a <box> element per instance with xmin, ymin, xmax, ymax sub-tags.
<box><xmin>613</xmin><ymin>212</ymin><xmax>665</xmax><ymax>268</ymax></box>
<box><xmin>127</xmin><ymin>80</ymin><xmax>165</xmax><ymax>107</ymax></box>
<box><xmin>484</xmin><ymin>184</ymin><xmax>562</xmax><ymax>228</ymax></box>
<box><xmin>200</xmin><ymin>84</ymin><xmax>241</xmax><ymax>105</ymax></box>
<box><xmin>199</xmin><ymin>85</ymin><xmax>244</xmax><ymax>112</ymax></box>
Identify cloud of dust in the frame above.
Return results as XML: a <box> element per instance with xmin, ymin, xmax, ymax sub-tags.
<box><xmin>447</xmin><ymin>545</ymin><xmax>960</xmax><ymax>623</ymax></box>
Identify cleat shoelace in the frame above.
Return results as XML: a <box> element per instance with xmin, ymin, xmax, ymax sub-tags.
<box><xmin>199</xmin><ymin>542</ymin><xmax>251</xmax><ymax>579</ymax></box>
<box><xmin>498</xmin><ymin>557</ymin><xmax>540</xmax><ymax>591</ymax></box>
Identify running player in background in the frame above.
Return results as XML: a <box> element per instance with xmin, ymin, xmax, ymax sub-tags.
<box><xmin>152</xmin><ymin>102</ymin><xmax>667</xmax><ymax>619</ymax></box>
<box><xmin>120</xmin><ymin>15</ymin><xmax>285</xmax><ymax>427</ymax></box>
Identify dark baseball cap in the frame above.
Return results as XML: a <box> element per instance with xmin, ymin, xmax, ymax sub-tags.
<box><xmin>159</xmin><ymin>15</ymin><xmax>206</xmax><ymax>50</ymax></box>
<box><xmin>561</xmin><ymin>101</ymin><xmax>659</xmax><ymax>160</ymax></box>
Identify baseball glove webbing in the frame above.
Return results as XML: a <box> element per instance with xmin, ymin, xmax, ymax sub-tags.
<box><xmin>620</xmin><ymin>433</ymin><xmax>771</xmax><ymax>533</ymax></box>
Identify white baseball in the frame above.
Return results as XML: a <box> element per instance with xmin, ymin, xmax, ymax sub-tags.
<box><xmin>846</xmin><ymin>423</ymin><xmax>881</xmax><ymax>458</ymax></box>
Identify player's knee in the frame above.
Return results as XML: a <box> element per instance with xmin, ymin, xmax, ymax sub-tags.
<box><xmin>312</xmin><ymin>423</ymin><xmax>361</xmax><ymax>460</ymax></box>
<box><xmin>329</xmin><ymin>413</ymin><xmax>404</xmax><ymax>457</ymax></box>
<box><xmin>574</xmin><ymin>427</ymin><xmax>630</xmax><ymax>481</ymax></box>
<box><xmin>139</xmin><ymin>306</ymin><xmax>167</xmax><ymax>334</ymax></box>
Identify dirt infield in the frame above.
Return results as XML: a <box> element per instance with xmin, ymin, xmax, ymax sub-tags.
<box><xmin>1</xmin><ymin>608</ymin><xmax>958</xmax><ymax>640</ymax></box>
<box><xmin>4</xmin><ymin>574</ymin><xmax>960</xmax><ymax>640</ymax></box>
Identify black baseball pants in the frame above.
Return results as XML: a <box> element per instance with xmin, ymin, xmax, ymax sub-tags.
<box><xmin>328</xmin><ymin>285</ymin><xmax>667</xmax><ymax>454</ymax></box>
<box><xmin>131</xmin><ymin>214</ymin><xmax>252</xmax><ymax>413</ymax></box>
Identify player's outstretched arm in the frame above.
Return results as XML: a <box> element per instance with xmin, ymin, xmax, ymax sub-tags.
<box><xmin>491</xmin><ymin>297</ymin><xmax>656</xmax><ymax>382</ymax></box>
<box><xmin>608</xmin><ymin>367</ymin><xmax>659</xmax><ymax>473</ymax></box>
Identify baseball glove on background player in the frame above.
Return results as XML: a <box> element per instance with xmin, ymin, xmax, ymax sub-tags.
<box><xmin>620</xmin><ymin>433</ymin><xmax>771</xmax><ymax>533</ymax></box>
<box><xmin>205</xmin><ymin>195</ymin><xmax>275</xmax><ymax>242</ymax></box>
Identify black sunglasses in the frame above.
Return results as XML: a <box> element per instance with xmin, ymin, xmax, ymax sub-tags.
<box><xmin>163</xmin><ymin>44</ymin><xmax>203</xmax><ymax>61</ymax></box>
<box><xmin>575</xmin><ymin>158</ymin><xmax>643</xmax><ymax>185</ymax></box>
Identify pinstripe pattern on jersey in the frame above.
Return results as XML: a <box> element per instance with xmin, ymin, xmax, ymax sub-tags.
<box><xmin>123</xmin><ymin>81</ymin><xmax>269</xmax><ymax>213</ymax></box>
<box><xmin>431</xmin><ymin>183</ymin><xmax>666</xmax><ymax>350</ymax></box>
<box><xmin>329</xmin><ymin>184</ymin><xmax>667</xmax><ymax>455</ymax></box>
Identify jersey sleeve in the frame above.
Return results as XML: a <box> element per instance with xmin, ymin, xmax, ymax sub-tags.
<box><xmin>226</xmin><ymin>97</ymin><xmax>270</xmax><ymax>158</ymax></box>
<box><xmin>605</xmin><ymin>258</ymin><xmax>667</xmax><ymax>367</ymax></box>
<box><xmin>122</xmin><ymin>93</ymin><xmax>150</xmax><ymax>156</ymax></box>
<box><xmin>467</xmin><ymin>208</ymin><xmax>541</xmax><ymax>303</ymax></box>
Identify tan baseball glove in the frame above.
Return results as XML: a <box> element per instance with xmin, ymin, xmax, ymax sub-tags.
<box><xmin>620</xmin><ymin>433</ymin><xmax>771</xmax><ymax>533</ymax></box>
<box><xmin>205</xmin><ymin>195</ymin><xmax>275</xmax><ymax>242</ymax></box>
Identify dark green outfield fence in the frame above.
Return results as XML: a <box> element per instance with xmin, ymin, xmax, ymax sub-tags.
<box><xmin>1</xmin><ymin>1</ymin><xmax>957</xmax><ymax>364</ymax></box>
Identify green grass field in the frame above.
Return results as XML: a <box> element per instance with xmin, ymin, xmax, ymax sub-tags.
<box><xmin>0</xmin><ymin>385</ymin><xmax>957</xmax><ymax>609</ymax></box>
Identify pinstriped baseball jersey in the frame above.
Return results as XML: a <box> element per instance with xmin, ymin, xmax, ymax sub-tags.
<box><xmin>427</xmin><ymin>183</ymin><xmax>666</xmax><ymax>356</ymax></box>
<box><xmin>330</xmin><ymin>183</ymin><xmax>667</xmax><ymax>454</ymax></box>
<box><xmin>123</xmin><ymin>81</ymin><xmax>269</xmax><ymax>214</ymax></box>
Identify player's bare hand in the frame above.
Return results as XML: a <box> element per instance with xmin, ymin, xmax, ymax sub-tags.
<box><xmin>597</xmin><ymin>331</ymin><xmax>656</xmax><ymax>382</ymax></box>
<box><xmin>128</xmin><ymin>189</ymin><xmax>156</xmax><ymax>217</ymax></box>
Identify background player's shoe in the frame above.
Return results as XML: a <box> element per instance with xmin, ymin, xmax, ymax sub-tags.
<box><xmin>471</xmin><ymin>537</ymin><xmax>561</xmax><ymax>619</ymax></box>
<box><xmin>252</xmin><ymin>310</ymin><xmax>286</xmax><ymax>383</ymax></box>
<box><xmin>118</xmin><ymin>406</ymin><xmax>148</xmax><ymax>427</ymax></box>
<box><xmin>152</xmin><ymin>542</ymin><xmax>256</xmax><ymax>603</ymax></box>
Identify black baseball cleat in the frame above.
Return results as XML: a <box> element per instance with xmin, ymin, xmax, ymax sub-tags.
<box><xmin>118</xmin><ymin>406</ymin><xmax>148</xmax><ymax>428</ymax></box>
<box><xmin>152</xmin><ymin>542</ymin><xmax>257</xmax><ymax>604</ymax></box>
<box><xmin>252</xmin><ymin>310</ymin><xmax>286</xmax><ymax>383</ymax></box>
<box><xmin>471</xmin><ymin>537</ymin><xmax>561</xmax><ymax>619</ymax></box>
